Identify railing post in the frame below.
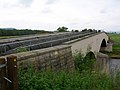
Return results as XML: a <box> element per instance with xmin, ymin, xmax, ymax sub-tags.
<box><xmin>0</xmin><ymin>58</ymin><xmax>7</xmax><ymax>90</ymax></box>
<box><xmin>7</xmin><ymin>56</ymin><xmax>18</xmax><ymax>90</ymax></box>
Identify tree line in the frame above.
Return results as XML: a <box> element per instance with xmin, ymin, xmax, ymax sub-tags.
<box><xmin>0</xmin><ymin>29</ymin><xmax>52</xmax><ymax>36</ymax></box>
<box><xmin>56</xmin><ymin>26</ymin><xmax>102</xmax><ymax>32</ymax></box>
<box><xmin>0</xmin><ymin>26</ymin><xmax>102</xmax><ymax>36</ymax></box>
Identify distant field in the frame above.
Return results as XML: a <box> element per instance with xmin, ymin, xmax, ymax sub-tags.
<box><xmin>108</xmin><ymin>33</ymin><xmax>120</xmax><ymax>51</ymax></box>
<box><xmin>108</xmin><ymin>33</ymin><xmax>120</xmax><ymax>43</ymax></box>
<box><xmin>105</xmin><ymin>33</ymin><xmax>120</xmax><ymax>58</ymax></box>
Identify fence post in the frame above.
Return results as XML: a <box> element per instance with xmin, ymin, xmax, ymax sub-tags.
<box><xmin>0</xmin><ymin>58</ymin><xmax>7</xmax><ymax>90</ymax></box>
<box><xmin>7</xmin><ymin>56</ymin><xmax>18</xmax><ymax>90</ymax></box>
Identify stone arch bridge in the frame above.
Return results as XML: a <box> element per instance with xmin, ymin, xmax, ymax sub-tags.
<box><xmin>0</xmin><ymin>31</ymin><xmax>113</xmax><ymax>90</ymax></box>
<box><xmin>0</xmin><ymin>31</ymin><xmax>112</xmax><ymax>73</ymax></box>
<box><xmin>64</xmin><ymin>32</ymin><xmax>111</xmax><ymax>57</ymax></box>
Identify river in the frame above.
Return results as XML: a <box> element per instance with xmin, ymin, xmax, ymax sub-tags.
<box><xmin>109</xmin><ymin>59</ymin><xmax>120</xmax><ymax>75</ymax></box>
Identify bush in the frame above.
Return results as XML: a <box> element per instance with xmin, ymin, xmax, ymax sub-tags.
<box><xmin>18</xmin><ymin>52</ymin><xmax>120</xmax><ymax>90</ymax></box>
<box><xmin>18</xmin><ymin>66</ymin><xmax>119</xmax><ymax>90</ymax></box>
<box><xmin>74</xmin><ymin>52</ymin><xmax>96</xmax><ymax>72</ymax></box>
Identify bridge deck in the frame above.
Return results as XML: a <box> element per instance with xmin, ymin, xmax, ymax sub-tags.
<box><xmin>0</xmin><ymin>31</ymin><xmax>99</xmax><ymax>56</ymax></box>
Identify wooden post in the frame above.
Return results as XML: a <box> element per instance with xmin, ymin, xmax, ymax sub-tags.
<box><xmin>0</xmin><ymin>58</ymin><xmax>7</xmax><ymax>90</ymax></box>
<box><xmin>7</xmin><ymin>56</ymin><xmax>18</xmax><ymax>90</ymax></box>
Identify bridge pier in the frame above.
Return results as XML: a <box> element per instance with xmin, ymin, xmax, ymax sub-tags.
<box><xmin>100</xmin><ymin>42</ymin><xmax>112</xmax><ymax>52</ymax></box>
<box><xmin>96</xmin><ymin>52</ymin><xmax>110</xmax><ymax>74</ymax></box>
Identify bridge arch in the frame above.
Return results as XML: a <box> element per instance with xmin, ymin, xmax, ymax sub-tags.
<box><xmin>70</xmin><ymin>32</ymin><xmax>109</xmax><ymax>56</ymax></box>
<box><xmin>99</xmin><ymin>39</ymin><xmax>107</xmax><ymax>52</ymax></box>
<box><xmin>101</xmin><ymin>39</ymin><xmax>107</xmax><ymax>47</ymax></box>
<box><xmin>83</xmin><ymin>51</ymin><xmax>96</xmax><ymax>70</ymax></box>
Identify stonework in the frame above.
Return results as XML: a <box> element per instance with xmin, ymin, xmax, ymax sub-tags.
<box><xmin>15</xmin><ymin>45</ymin><xmax>74</xmax><ymax>71</ymax></box>
<box><xmin>96</xmin><ymin>52</ymin><xmax>110</xmax><ymax>74</ymax></box>
<box><xmin>0</xmin><ymin>32</ymin><xmax>110</xmax><ymax>73</ymax></box>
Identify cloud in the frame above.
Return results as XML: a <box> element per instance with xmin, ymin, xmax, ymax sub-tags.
<box><xmin>0</xmin><ymin>0</ymin><xmax>34</xmax><ymax>8</ymax></box>
<box><xmin>100</xmin><ymin>9</ymin><xmax>107</xmax><ymax>14</ymax></box>
<box><xmin>0</xmin><ymin>0</ymin><xmax>120</xmax><ymax>32</ymax></box>
<box><xmin>45</xmin><ymin>0</ymin><xmax>59</xmax><ymax>5</ymax></box>
<box><xmin>41</xmin><ymin>7</ymin><xmax>52</xmax><ymax>13</ymax></box>
<box><xmin>19</xmin><ymin>0</ymin><xmax>34</xmax><ymax>7</ymax></box>
<box><xmin>0</xmin><ymin>0</ymin><xmax>17</xmax><ymax>8</ymax></box>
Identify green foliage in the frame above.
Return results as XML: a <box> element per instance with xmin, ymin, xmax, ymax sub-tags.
<box><xmin>16</xmin><ymin>47</ymin><xmax>28</xmax><ymax>53</ymax></box>
<box><xmin>57</xmin><ymin>26</ymin><xmax>68</xmax><ymax>32</ymax></box>
<box><xmin>104</xmin><ymin>33</ymin><xmax>120</xmax><ymax>58</ymax></box>
<box><xmin>74</xmin><ymin>52</ymin><xmax>84</xmax><ymax>72</ymax></box>
<box><xmin>102</xmin><ymin>52</ymin><xmax>120</xmax><ymax>59</ymax></box>
<box><xmin>108</xmin><ymin>33</ymin><xmax>120</xmax><ymax>43</ymax></box>
<box><xmin>83</xmin><ymin>52</ymin><xmax>96</xmax><ymax>71</ymax></box>
<box><xmin>102</xmin><ymin>44</ymin><xmax>120</xmax><ymax>58</ymax></box>
<box><xmin>18</xmin><ymin>66</ymin><xmax>120</xmax><ymax>90</ymax></box>
<box><xmin>0</xmin><ymin>29</ymin><xmax>52</xmax><ymax>36</ymax></box>
<box><xmin>74</xmin><ymin>51</ymin><xmax>96</xmax><ymax>72</ymax></box>
<box><xmin>113</xmin><ymin>44</ymin><xmax>120</xmax><ymax>51</ymax></box>
<box><xmin>18</xmin><ymin>51</ymin><xmax>120</xmax><ymax>90</ymax></box>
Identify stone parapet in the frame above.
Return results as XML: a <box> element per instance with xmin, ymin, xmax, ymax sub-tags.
<box><xmin>11</xmin><ymin>45</ymin><xmax>75</xmax><ymax>71</ymax></box>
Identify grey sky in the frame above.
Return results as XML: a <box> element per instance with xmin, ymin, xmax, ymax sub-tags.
<box><xmin>0</xmin><ymin>0</ymin><xmax>120</xmax><ymax>32</ymax></box>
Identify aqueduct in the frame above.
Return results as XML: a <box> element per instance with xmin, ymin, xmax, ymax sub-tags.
<box><xmin>0</xmin><ymin>31</ymin><xmax>112</xmax><ymax>73</ymax></box>
<box><xmin>0</xmin><ymin>31</ymin><xmax>113</xmax><ymax>90</ymax></box>
<box><xmin>64</xmin><ymin>32</ymin><xmax>111</xmax><ymax>57</ymax></box>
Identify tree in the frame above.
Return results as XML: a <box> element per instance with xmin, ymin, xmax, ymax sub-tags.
<box><xmin>57</xmin><ymin>26</ymin><xmax>68</xmax><ymax>32</ymax></box>
<box><xmin>82</xmin><ymin>28</ymin><xmax>87</xmax><ymax>32</ymax></box>
<box><xmin>88</xmin><ymin>29</ymin><xmax>93</xmax><ymax>32</ymax></box>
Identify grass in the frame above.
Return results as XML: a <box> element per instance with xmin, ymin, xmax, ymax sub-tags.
<box><xmin>113</xmin><ymin>44</ymin><xmax>120</xmax><ymax>50</ymax></box>
<box><xmin>18</xmin><ymin>52</ymin><xmax>120</xmax><ymax>90</ymax></box>
<box><xmin>19</xmin><ymin>68</ymin><xmax>120</xmax><ymax>90</ymax></box>
<box><xmin>103</xmin><ymin>44</ymin><xmax>120</xmax><ymax>58</ymax></box>
<box><xmin>103</xmin><ymin>51</ymin><xmax>120</xmax><ymax>59</ymax></box>
<box><xmin>105</xmin><ymin>33</ymin><xmax>120</xmax><ymax>58</ymax></box>
<box><xmin>108</xmin><ymin>33</ymin><xmax>120</xmax><ymax>43</ymax></box>
<box><xmin>16</xmin><ymin>47</ymin><xmax>28</xmax><ymax>53</ymax></box>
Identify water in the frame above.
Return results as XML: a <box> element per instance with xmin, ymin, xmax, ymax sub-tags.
<box><xmin>109</xmin><ymin>59</ymin><xmax>120</xmax><ymax>75</ymax></box>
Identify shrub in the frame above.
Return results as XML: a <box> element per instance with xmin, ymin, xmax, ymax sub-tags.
<box><xmin>74</xmin><ymin>52</ymin><xmax>96</xmax><ymax>72</ymax></box>
<box><xmin>18</xmin><ymin>66</ymin><xmax>118</xmax><ymax>90</ymax></box>
<box><xmin>18</xmin><ymin>52</ymin><xmax>120</xmax><ymax>90</ymax></box>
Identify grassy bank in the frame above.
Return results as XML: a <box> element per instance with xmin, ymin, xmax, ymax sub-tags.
<box><xmin>18</xmin><ymin>52</ymin><xmax>120</xmax><ymax>90</ymax></box>
<box><xmin>18</xmin><ymin>68</ymin><xmax>120</xmax><ymax>90</ymax></box>
<box><xmin>105</xmin><ymin>33</ymin><xmax>120</xmax><ymax>58</ymax></box>
<box><xmin>108</xmin><ymin>33</ymin><xmax>120</xmax><ymax>43</ymax></box>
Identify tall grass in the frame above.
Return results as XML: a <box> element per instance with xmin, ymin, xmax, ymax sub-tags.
<box><xmin>19</xmin><ymin>67</ymin><xmax>119</xmax><ymax>90</ymax></box>
<box><xmin>18</xmin><ymin>52</ymin><xmax>120</xmax><ymax>90</ymax></box>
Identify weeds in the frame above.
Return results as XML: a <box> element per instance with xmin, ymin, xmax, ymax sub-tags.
<box><xmin>18</xmin><ymin>51</ymin><xmax>120</xmax><ymax>90</ymax></box>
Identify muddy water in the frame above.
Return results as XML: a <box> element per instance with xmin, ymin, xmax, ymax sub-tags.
<box><xmin>109</xmin><ymin>59</ymin><xmax>120</xmax><ymax>75</ymax></box>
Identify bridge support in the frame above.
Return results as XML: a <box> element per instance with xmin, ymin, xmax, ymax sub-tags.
<box><xmin>96</xmin><ymin>52</ymin><xmax>110</xmax><ymax>74</ymax></box>
<box><xmin>100</xmin><ymin>42</ymin><xmax>112</xmax><ymax>52</ymax></box>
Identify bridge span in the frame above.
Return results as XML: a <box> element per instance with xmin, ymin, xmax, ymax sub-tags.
<box><xmin>64</xmin><ymin>32</ymin><xmax>111</xmax><ymax>57</ymax></box>
<box><xmin>0</xmin><ymin>31</ymin><xmax>112</xmax><ymax>74</ymax></box>
<box><xmin>0</xmin><ymin>31</ymin><xmax>114</xmax><ymax>90</ymax></box>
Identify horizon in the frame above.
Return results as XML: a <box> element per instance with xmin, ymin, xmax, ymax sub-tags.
<box><xmin>0</xmin><ymin>27</ymin><xmax>120</xmax><ymax>33</ymax></box>
<box><xmin>0</xmin><ymin>0</ymin><xmax>120</xmax><ymax>32</ymax></box>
